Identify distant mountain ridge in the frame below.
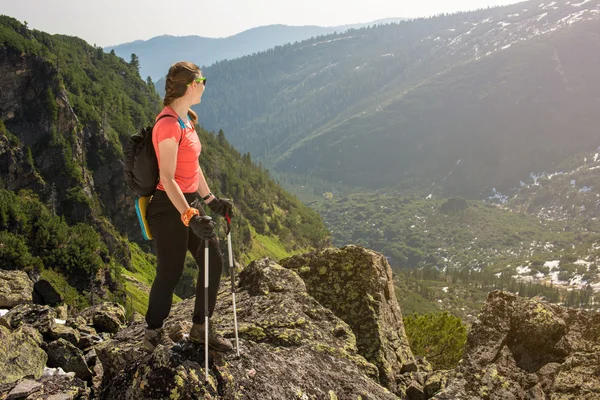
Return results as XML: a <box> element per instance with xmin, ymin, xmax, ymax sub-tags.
<box><xmin>106</xmin><ymin>19</ymin><xmax>406</xmax><ymax>80</ymax></box>
<box><xmin>191</xmin><ymin>0</ymin><xmax>600</xmax><ymax>197</ymax></box>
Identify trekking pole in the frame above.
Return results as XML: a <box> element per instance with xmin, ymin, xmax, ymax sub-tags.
<box><xmin>204</xmin><ymin>238</ymin><xmax>210</xmax><ymax>382</ymax></box>
<box><xmin>226</xmin><ymin>212</ymin><xmax>240</xmax><ymax>357</ymax></box>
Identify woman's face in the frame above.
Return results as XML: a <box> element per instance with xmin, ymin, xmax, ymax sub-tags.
<box><xmin>189</xmin><ymin>74</ymin><xmax>206</xmax><ymax>104</ymax></box>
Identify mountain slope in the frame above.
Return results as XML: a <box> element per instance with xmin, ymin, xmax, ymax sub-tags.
<box><xmin>508</xmin><ymin>148</ymin><xmax>600</xmax><ymax>221</ymax></box>
<box><xmin>107</xmin><ymin>20</ymin><xmax>407</xmax><ymax>81</ymax></box>
<box><xmin>195</xmin><ymin>0</ymin><xmax>600</xmax><ymax>196</ymax></box>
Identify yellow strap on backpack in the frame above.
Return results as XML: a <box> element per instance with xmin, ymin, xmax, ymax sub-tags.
<box><xmin>135</xmin><ymin>196</ymin><xmax>153</xmax><ymax>240</ymax></box>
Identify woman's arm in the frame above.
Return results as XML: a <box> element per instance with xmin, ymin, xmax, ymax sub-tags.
<box><xmin>197</xmin><ymin>167</ymin><xmax>216</xmax><ymax>204</ymax></box>
<box><xmin>158</xmin><ymin>139</ymin><xmax>190</xmax><ymax>214</ymax></box>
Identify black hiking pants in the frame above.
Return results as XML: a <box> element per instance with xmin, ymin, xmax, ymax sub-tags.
<box><xmin>145</xmin><ymin>190</ymin><xmax>223</xmax><ymax>329</ymax></box>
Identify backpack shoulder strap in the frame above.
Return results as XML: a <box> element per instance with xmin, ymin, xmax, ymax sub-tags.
<box><xmin>154</xmin><ymin>113</ymin><xmax>177</xmax><ymax>125</ymax></box>
<box><xmin>153</xmin><ymin>113</ymin><xmax>184</xmax><ymax>144</ymax></box>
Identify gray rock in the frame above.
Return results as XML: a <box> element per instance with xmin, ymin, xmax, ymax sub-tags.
<box><xmin>406</xmin><ymin>381</ymin><xmax>425</xmax><ymax>400</ymax></box>
<box><xmin>46</xmin><ymin>338</ymin><xmax>93</xmax><ymax>381</ymax></box>
<box><xmin>54</xmin><ymin>304</ymin><xmax>69</xmax><ymax>320</ymax></box>
<box><xmin>0</xmin><ymin>270</ymin><xmax>33</xmax><ymax>308</ymax></box>
<box><xmin>281</xmin><ymin>245</ymin><xmax>416</xmax><ymax>394</ymax></box>
<box><xmin>7</xmin><ymin>375</ymin><xmax>89</xmax><ymax>400</ymax></box>
<box><xmin>77</xmin><ymin>334</ymin><xmax>103</xmax><ymax>350</ymax></box>
<box><xmin>46</xmin><ymin>394</ymin><xmax>73</xmax><ymax>400</ymax></box>
<box><xmin>6</xmin><ymin>379</ymin><xmax>42</xmax><ymax>399</ymax></box>
<box><xmin>442</xmin><ymin>291</ymin><xmax>600</xmax><ymax>399</ymax></box>
<box><xmin>77</xmin><ymin>303</ymin><xmax>125</xmax><ymax>334</ymax></box>
<box><xmin>3</xmin><ymin>303</ymin><xmax>56</xmax><ymax>334</ymax></box>
<box><xmin>424</xmin><ymin>370</ymin><xmax>450</xmax><ymax>398</ymax></box>
<box><xmin>0</xmin><ymin>325</ymin><xmax>47</xmax><ymax>385</ymax></box>
<box><xmin>48</xmin><ymin>324</ymin><xmax>80</xmax><ymax>346</ymax></box>
<box><xmin>84</xmin><ymin>348</ymin><xmax>97</xmax><ymax>368</ymax></box>
<box><xmin>32</xmin><ymin>279</ymin><xmax>62</xmax><ymax>306</ymax></box>
<box><xmin>96</xmin><ymin>258</ymin><xmax>399</xmax><ymax>400</ymax></box>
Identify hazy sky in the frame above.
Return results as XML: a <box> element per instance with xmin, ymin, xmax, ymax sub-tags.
<box><xmin>1</xmin><ymin>0</ymin><xmax>523</xmax><ymax>47</ymax></box>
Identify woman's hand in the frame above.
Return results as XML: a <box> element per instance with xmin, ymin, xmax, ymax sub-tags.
<box><xmin>189</xmin><ymin>215</ymin><xmax>216</xmax><ymax>240</ymax></box>
<box><xmin>207</xmin><ymin>197</ymin><xmax>234</xmax><ymax>218</ymax></box>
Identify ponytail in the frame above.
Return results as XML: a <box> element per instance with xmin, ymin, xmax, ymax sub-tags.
<box><xmin>163</xmin><ymin>61</ymin><xmax>201</xmax><ymax>125</ymax></box>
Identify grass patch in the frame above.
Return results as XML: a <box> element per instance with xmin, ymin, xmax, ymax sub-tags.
<box><xmin>39</xmin><ymin>268</ymin><xmax>90</xmax><ymax>311</ymax></box>
<box><xmin>123</xmin><ymin>279</ymin><xmax>150</xmax><ymax>316</ymax></box>
<box><xmin>242</xmin><ymin>225</ymin><xmax>311</xmax><ymax>265</ymax></box>
<box><xmin>127</xmin><ymin>242</ymin><xmax>157</xmax><ymax>286</ymax></box>
<box><xmin>121</xmin><ymin>269</ymin><xmax>183</xmax><ymax>319</ymax></box>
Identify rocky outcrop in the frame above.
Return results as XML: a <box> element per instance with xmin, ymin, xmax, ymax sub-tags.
<box><xmin>2</xmin><ymin>248</ymin><xmax>599</xmax><ymax>400</ymax></box>
<box><xmin>96</xmin><ymin>258</ymin><xmax>399</xmax><ymax>399</ymax></box>
<box><xmin>281</xmin><ymin>245</ymin><xmax>416</xmax><ymax>392</ymax></box>
<box><xmin>433</xmin><ymin>290</ymin><xmax>600</xmax><ymax>399</ymax></box>
<box><xmin>0</xmin><ymin>269</ymin><xmax>33</xmax><ymax>308</ymax></box>
<box><xmin>0</xmin><ymin>302</ymin><xmax>101</xmax><ymax>397</ymax></box>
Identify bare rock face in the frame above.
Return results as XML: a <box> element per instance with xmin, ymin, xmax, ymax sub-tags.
<box><xmin>280</xmin><ymin>245</ymin><xmax>417</xmax><ymax>393</ymax></box>
<box><xmin>0</xmin><ymin>269</ymin><xmax>33</xmax><ymax>308</ymax></box>
<box><xmin>433</xmin><ymin>290</ymin><xmax>600</xmax><ymax>400</ymax></box>
<box><xmin>96</xmin><ymin>258</ymin><xmax>400</xmax><ymax>400</ymax></box>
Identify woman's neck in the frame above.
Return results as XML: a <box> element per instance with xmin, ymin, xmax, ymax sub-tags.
<box><xmin>168</xmin><ymin>99</ymin><xmax>191</xmax><ymax>120</ymax></box>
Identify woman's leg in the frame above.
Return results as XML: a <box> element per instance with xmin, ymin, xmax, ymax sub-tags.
<box><xmin>188</xmin><ymin>235</ymin><xmax>223</xmax><ymax>323</ymax></box>
<box><xmin>145</xmin><ymin>193</ymin><xmax>189</xmax><ymax>329</ymax></box>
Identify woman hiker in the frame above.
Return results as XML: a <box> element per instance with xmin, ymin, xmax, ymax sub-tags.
<box><xmin>143</xmin><ymin>61</ymin><xmax>234</xmax><ymax>352</ymax></box>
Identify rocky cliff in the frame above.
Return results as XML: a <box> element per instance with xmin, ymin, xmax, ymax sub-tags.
<box><xmin>0</xmin><ymin>44</ymin><xmax>145</xmax><ymax>245</ymax></box>
<box><xmin>280</xmin><ymin>246</ymin><xmax>416</xmax><ymax>392</ymax></box>
<box><xmin>0</xmin><ymin>45</ymin><xmax>142</xmax><ymax>288</ymax></box>
<box><xmin>433</xmin><ymin>290</ymin><xmax>600</xmax><ymax>400</ymax></box>
<box><xmin>1</xmin><ymin>246</ymin><xmax>599</xmax><ymax>399</ymax></box>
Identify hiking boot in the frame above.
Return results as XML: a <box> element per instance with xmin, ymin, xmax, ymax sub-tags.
<box><xmin>189</xmin><ymin>322</ymin><xmax>233</xmax><ymax>352</ymax></box>
<box><xmin>143</xmin><ymin>327</ymin><xmax>164</xmax><ymax>352</ymax></box>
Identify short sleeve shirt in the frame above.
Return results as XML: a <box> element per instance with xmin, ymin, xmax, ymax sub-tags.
<box><xmin>152</xmin><ymin>107</ymin><xmax>201</xmax><ymax>193</ymax></box>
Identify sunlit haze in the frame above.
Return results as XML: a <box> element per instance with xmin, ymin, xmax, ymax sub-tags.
<box><xmin>1</xmin><ymin>0</ymin><xmax>523</xmax><ymax>47</ymax></box>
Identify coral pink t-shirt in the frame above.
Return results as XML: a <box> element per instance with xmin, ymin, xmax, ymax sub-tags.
<box><xmin>152</xmin><ymin>107</ymin><xmax>201</xmax><ymax>193</ymax></box>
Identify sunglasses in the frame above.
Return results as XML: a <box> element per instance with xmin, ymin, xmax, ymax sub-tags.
<box><xmin>187</xmin><ymin>77</ymin><xmax>206</xmax><ymax>87</ymax></box>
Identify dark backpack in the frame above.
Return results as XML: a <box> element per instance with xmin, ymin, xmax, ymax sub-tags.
<box><xmin>123</xmin><ymin>114</ymin><xmax>177</xmax><ymax>197</ymax></box>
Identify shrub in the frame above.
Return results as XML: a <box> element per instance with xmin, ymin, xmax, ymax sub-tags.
<box><xmin>403</xmin><ymin>311</ymin><xmax>468</xmax><ymax>370</ymax></box>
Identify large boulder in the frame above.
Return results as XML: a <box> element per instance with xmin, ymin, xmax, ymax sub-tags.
<box><xmin>77</xmin><ymin>302</ymin><xmax>125</xmax><ymax>334</ymax></box>
<box><xmin>281</xmin><ymin>245</ymin><xmax>416</xmax><ymax>392</ymax></box>
<box><xmin>96</xmin><ymin>258</ymin><xmax>400</xmax><ymax>400</ymax></box>
<box><xmin>433</xmin><ymin>291</ymin><xmax>600</xmax><ymax>399</ymax></box>
<box><xmin>32</xmin><ymin>279</ymin><xmax>63</xmax><ymax>306</ymax></box>
<box><xmin>3</xmin><ymin>303</ymin><xmax>57</xmax><ymax>335</ymax></box>
<box><xmin>48</xmin><ymin>324</ymin><xmax>81</xmax><ymax>347</ymax></box>
<box><xmin>0</xmin><ymin>269</ymin><xmax>33</xmax><ymax>308</ymax></box>
<box><xmin>0</xmin><ymin>325</ymin><xmax>47</xmax><ymax>385</ymax></box>
<box><xmin>45</xmin><ymin>338</ymin><xmax>93</xmax><ymax>382</ymax></box>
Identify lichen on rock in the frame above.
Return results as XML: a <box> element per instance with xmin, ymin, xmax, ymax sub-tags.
<box><xmin>281</xmin><ymin>245</ymin><xmax>416</xmax><ymax>392</ymax></box>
